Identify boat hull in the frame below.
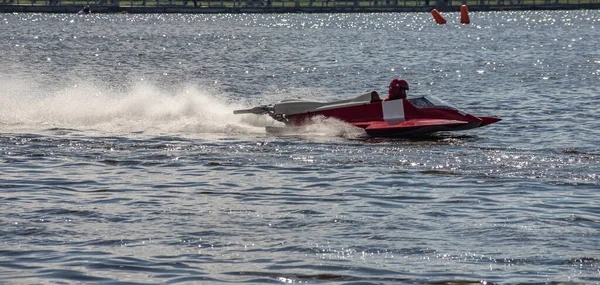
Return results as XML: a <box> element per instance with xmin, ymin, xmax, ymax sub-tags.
<box><xmin>284</xmin><ymin>99</ymin><xmax>498</xmax><ymax>137</ymax></box>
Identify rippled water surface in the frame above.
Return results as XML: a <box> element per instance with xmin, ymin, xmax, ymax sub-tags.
<box><xmin>1</xmin><ymin>11</ymin><xmax>599</xmax><ymax>284</ymax></box>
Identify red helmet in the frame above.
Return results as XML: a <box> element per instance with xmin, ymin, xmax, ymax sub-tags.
<box><xmin>388</xmin><ymin>78</ymin><xmax>409</xmax><ymax>99</ymax></box>
<box><xmin>389</xmin><ymin>78</ymin><xmax>409</xmax><ymax>91</ymax></box>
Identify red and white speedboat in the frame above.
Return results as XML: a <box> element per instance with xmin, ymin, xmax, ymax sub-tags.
<box><xmin>234</xmin><ymin>93</ymin><xmax>501</xmax><ymax>137</ymax></box>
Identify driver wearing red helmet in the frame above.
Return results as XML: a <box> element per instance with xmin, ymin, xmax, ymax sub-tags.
<box><xmin>383</xmin><ymin>78</ymin><xmax>409</xmax><ymax>102</ymax></box>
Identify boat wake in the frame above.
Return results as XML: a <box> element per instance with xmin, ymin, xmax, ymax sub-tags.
<box><xmin>0</xmin><ymin>74</ymin><xmax>373</xmax><ymax>141</ymax></box>
<box><xmin>0</xmin><ymin>77</ymin><xmax>269</xmax><ymax>138</ymax></box>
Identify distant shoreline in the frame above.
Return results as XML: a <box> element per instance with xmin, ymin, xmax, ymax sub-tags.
<box><xmin>1</xmin><ymin>2</ymin><xmax>598</xmax><ymax>13</ymax></box>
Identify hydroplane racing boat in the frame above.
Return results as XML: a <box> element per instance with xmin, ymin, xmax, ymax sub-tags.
<box><xmin>234</xmin><ymin>93</ymin><xmax>501</xmax><ymax>137</ymax></box>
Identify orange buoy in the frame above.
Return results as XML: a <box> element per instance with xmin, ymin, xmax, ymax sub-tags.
<box><xmin>431</xmin><ymin>9</ymin><xmax>446</xmax><ymax>25</ymax></box>
<box><xmin>460</xmin><ymin>5</ymin><xmax>470</xmax><ymax>24</ymax></box>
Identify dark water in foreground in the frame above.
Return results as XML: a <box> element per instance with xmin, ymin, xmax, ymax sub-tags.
<box><xmin>1</xmin><ymin>11</ymin><xmax>599</xmax><ymax>284</ymax></box>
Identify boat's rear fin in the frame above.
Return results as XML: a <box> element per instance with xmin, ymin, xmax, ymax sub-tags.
<box><xmin>274</xmin><ymin>93</ymin><xmax>373</xmax><ymax>115</ymax></box>
<box><xmin>273</xmin><ymin>100</ymin><xmax>327</xmax><ymax>115</ymax></box>
<box><xmin>233</xmin><ymin>105</ymin><xmax>273</xmax><ymax>115</ymax></box>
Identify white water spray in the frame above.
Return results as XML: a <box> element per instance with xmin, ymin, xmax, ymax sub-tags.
<box><xmin>0</xmin><ymin>76</ymin><xmax>268</xmax><ymax>137</ymax></box>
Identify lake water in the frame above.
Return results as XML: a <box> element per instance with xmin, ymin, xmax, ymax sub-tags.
<box><xmin>1</xmin><ymin>10</ymin><xmax>599</xmax><ymax>284</ymax></box>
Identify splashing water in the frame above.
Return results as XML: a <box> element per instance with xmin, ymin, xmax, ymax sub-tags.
<box><xmin>0</xmin><ymin>74</ymin><xmax>257</xmax><ymax>135</ymax></box>
<box><xmin>0</xmin><ymin>75</ymin><xmax>364</xmax><ymax>139</ymax></box>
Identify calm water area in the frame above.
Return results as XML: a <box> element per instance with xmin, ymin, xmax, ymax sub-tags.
<box><xmin>1</xmin><ymin>11</ymin><xmax>599</xmax><ymax>284</ymax></box>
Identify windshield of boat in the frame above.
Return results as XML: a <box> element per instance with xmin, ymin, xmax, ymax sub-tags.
<box><xmin>409</xmin><ymin>96</ymin><xmax>458</xmax><ymax>110</ymax></box>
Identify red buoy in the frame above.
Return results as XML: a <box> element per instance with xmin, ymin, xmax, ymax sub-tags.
<box><xmin>460</xmin><ymin>5</ymin><xmax>470</xmax><ymax>24</ymax></box>
<box><xmin>431</xmin><ymin>9</ymin><xmax>447</xmax><ymax>25</ymax></box>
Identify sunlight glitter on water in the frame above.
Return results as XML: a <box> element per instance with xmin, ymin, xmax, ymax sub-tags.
<box><xmin>2</xmin><ymin>11</ymin><xmax>599</xmax><ymax>285</ymax></box>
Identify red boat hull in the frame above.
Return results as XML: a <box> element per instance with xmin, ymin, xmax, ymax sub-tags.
<box><xmin>285</xmin><ymin>99</ymin><xmax>499</xmax><ymax>137</ymax></box>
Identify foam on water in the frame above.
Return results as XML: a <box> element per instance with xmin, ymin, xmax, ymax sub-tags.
<box><xmin>0</xmin><ymin>73</ymin><xmax>260</xmax><ymax>135</ymax></box>
<box><xmin>0</xmin><ymin>74</ymin><xmax>366</xmax><ymax>140</ymax></box>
